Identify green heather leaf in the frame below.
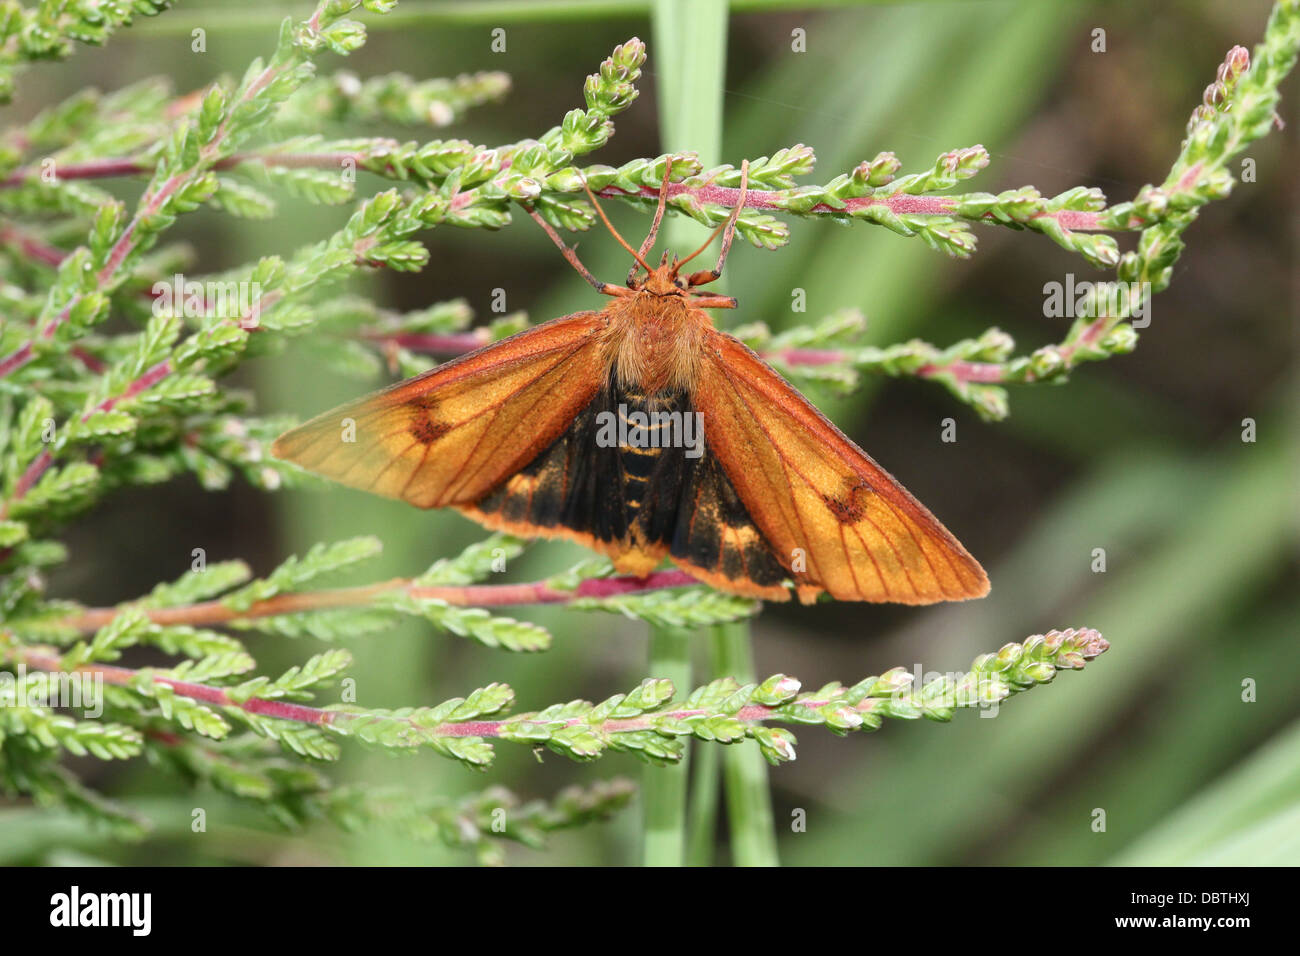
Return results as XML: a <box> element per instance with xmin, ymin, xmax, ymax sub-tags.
<box><xmin>222</xmin><ymin>537</ymin><xmax>382</xmax><ymax>611</ymax></box>
<box><xmin>144</xmin><ymin>560</ymin><xmax>253</xmax><ymax>608</ymax></box>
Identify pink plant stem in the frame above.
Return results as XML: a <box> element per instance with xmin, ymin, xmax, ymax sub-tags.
<box><xmin>71</xmin><ymin>347</ymin><xmax>107</xmax><ymax>373</ymax></box>
<box><xmin>914</xmin><ymin>359</ymin><xmax>1008</xmax><ymax>383</ymax></box>
<box><xmin>106</xmin><ymin>359</ymin><xmax>171</xmax><ymax>409</ymax></box>
<box><xmin>0</xmin><ymin>224</ymin><xmax>67</xmax><ymax>266</ymax></box>
<box><xmin>0</xmin><ymin>359</ymin><xmax>172</xmax><ymax>517</ymax></box>
<box><xmin>595</xmin><ymin>182</ymin><xmax>1125</xmax><ymax>233</ymax></box>
<box><xmin>0</xmin><ymin>150</ymin><xmax>374</xmax><ymax>190</ymax></box>
<box><xmin>1</xmin><ymin>151</ymin><xmax>1137</xmax><ymax>237</ymax></box>
<box><xmin>0</xmin><ymin>342</ymin><xmax>33</xmax><ymax>377</ymax></box>
<box><xmin>9</xmin><ymin>450</ymin><xmax>52</xmax><ymax>503</ymax></box>
<box><xmin>9</xmin><ymin>647</ymin><xmax>841</xmax><ymax>736</ymax></box>
<box><xmin>9</xmin><ymin>628</ymin><xmax>1106</xmax><ymax>740</ymax></box>
<box><xmin>1</xmin><ymin>157</ymin><xmax>153</xmax><ymax>187</ymax></box>
<box><xmin>761</xmin><ymin>347</ymin><xmax>846</xmax><ymax>366</ymax></box>
<box><xmin>61</xmin><ymin>568</ymin><xmax>700</xmax><ymax>633</ymax></box>
<box><xmin>17</xmin><ymin>649</ymin><xmax>334</xmax><ymax>726</ymax></box>
<box><xmin>913</xmin><ymin>310</ymin><xmax>1116</xmax><ymax>385</ymax></box>
<box><xmin>1060</xmin><ymin>314</ymin><xmax>1112</xmax><ymax>362</ymax></box>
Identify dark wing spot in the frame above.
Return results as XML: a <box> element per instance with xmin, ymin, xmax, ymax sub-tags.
<box><xmin>409</xmin><ymin>417</ymin><xmax>450</xmax><ymax>444</ymax></box>
<box><xmin>823</xmin><ymin>478</ymin><xmax>874</xmax><ymax>524</ymax></box>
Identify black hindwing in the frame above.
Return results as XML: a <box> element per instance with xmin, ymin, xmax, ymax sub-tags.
<box><xmin>471</xmin><ymin>377</ymin><xmax>787</xmax><ymax>587</ymax></box>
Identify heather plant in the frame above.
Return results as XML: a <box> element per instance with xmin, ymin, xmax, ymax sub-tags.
<box><xmin>0</xmin><ymin>0</ymin><xmax>1295</xmax><ymax>865</ymax></box>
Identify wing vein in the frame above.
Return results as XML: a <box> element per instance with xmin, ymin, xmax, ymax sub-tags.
<box><xmin>439</xmin><ymin>341</ymin><xmax>590</xmax><ymax>504</ymax></box>
<box><xmin>715</xmin><ymin>367</ymin><xmax>827</xmax><ymax>583</ymax></box>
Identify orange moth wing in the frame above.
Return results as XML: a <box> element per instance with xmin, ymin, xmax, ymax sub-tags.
<box><xmin>271</xmin><ymin>312</ymin><xmax>607</xmax><ymax>508</ymax></box>
<box><xmin>693</xmin><ymin>329</ymin><xmax>989</xmax><ymax>604</ymax></box>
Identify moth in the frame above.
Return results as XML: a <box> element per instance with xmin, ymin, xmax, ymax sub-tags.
<box><xmin>272</xmin><ymin>162</ymin><xmax>989</xmax><ymax>605</ymax></box>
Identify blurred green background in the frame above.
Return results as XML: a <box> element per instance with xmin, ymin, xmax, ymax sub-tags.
<box><xmin>5</xmin><ymin>0</ymin><xmax>1297</xmax><ymax>865</ymax></box>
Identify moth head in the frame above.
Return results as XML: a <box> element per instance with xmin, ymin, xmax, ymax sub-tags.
<box><xmin>633</xmin><ymin>250</ymin><xmax>689</xmax><ymax>295</ymax></box>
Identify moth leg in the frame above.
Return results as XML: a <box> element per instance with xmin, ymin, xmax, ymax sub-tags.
<box><xmin>630</xmin><ymin>158</ymin><xmax>674</xmax><ymax>285</ymax></box>
<box><xmin>523</xmin><ymin>204</ymin><xmax>632</xmax><ymax>297</ymax></box>
<box><xmin>687</xmin><ymin>159</ymin><xmax>750</xmax><ymax>289</ymax></box>
<box><xmin>691</xmin><ymin>295</ymin><xmax>737</xmax><ymax>309</ymax></box>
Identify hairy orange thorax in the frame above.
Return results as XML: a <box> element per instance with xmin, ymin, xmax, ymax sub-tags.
<box><xmin>602</xmin><ymin>260</ymin><xmax>710</xmax><ymax>395</ymax></box>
